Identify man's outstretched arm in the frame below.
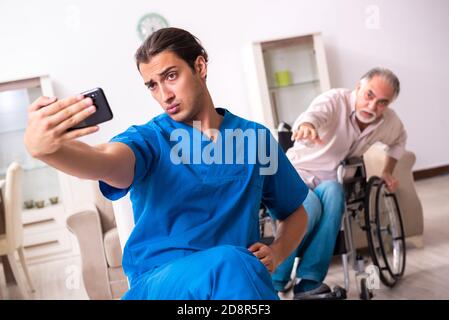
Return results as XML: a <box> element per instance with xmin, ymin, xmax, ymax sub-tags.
<box><xmin>24</xmin><ymin>95</ymin><xmax>135</xmax><ymax>189</ymax></box>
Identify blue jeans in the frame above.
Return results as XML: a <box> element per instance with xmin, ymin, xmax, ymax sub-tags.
<box><xmin>271</xmin><ymin>180</ymin><xmax>345</xmax><ymax>291</ymax></box>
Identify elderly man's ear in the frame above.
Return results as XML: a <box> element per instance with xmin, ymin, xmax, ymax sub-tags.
<box><xmin>355</xmin><ymin>80</ymin><xmax>364</xmax><ymax>93</ymax></box>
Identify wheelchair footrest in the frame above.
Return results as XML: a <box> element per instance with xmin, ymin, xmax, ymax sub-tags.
<box><xmin>294</xmin><ymin>285</ymin><xmax>347</xmax><ymax>300</ymax></box>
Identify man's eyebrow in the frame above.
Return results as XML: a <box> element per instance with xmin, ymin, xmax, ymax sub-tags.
<box><xmin>158</xmin><ymin>66</ymin><xmax>177</xmax><ymax>77</ymax></box>
<box><xmin>144</xmin><ymin>66</ymin><xmax>177</xmax><ymax>87</ymax></box>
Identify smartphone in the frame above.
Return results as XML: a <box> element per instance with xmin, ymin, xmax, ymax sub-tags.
<box><xmin>69</xmin><ymin>87</ymin><xmax>113</xmax><ymax>130</ymax></box>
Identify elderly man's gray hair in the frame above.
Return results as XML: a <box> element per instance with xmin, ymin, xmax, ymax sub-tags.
<box><xmin>360</xmin><ymin>67</ymin><xmax>400</xmax><ymax>99</ymax></box>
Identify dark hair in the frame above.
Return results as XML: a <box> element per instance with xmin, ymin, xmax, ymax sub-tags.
<box><xmin>360</xmin><ymin>67</ymin><xmax>400</xmax><ymax>98</ymax></box>
<box><xmin>135</xmin><ymin>27</ymin><xmax>208</xmax><ymax>72</ymax></box>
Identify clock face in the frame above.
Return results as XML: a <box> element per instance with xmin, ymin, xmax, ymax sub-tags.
<box><xmin>137</xmin><ymin>13</ymin><xmax>169</xmax><ymax>41</ymax></box>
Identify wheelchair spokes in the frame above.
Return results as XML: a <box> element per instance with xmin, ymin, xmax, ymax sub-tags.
<box><xmin>365</xmin><ymin>177</ymin><xmax>406</xmax><ymax>287</ymax></box>
<box><xmin>379</xmin><ymin>190</ymin><xmax>404</xmax><ymax>275</ymax></box>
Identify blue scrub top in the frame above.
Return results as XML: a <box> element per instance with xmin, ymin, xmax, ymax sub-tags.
<box><xmin>100</xmin><ymin>108</ymin><xmax>308</xmax><ymax>282</ymax></box>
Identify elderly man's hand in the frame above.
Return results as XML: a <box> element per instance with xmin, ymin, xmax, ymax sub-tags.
<box><xmin>248</xmin><ymin>242</ymin><xmax>281</xmax><ymax>273</ymax></box>
<box><xmin>381</xmin><ymin>172</ymin><xmax>399</xmax><ymax>193</ymax></box>
<box><xmin>291</xmin><ymin>122</ymin><xmax>323</xmax><ymax>145</ymax></box>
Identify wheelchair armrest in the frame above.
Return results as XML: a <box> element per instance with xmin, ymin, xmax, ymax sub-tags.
<box><xmin>340</xmin><ymin>157</ymin><xmax>364</xmax><ymax>167</ymax></box>
<box><xmin>338</xmin><ymin>157</ymin><xmax>366</xmax><ymax>184</ymax></box>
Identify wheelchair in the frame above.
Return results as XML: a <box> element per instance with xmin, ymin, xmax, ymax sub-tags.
<box><xmin>259</xmin><ymin>125</ymin><xmax>407</xmax><ymax>300</ymax></box>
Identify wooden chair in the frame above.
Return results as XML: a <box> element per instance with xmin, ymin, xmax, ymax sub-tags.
<box><xmin>0</xmin><ymin>162</ymin><xmax>35</xmax><ymax>299</ymax></box>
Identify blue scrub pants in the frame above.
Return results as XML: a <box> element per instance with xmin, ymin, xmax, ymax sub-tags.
<box><xmin>123</xmin><ymin>245</ymin><xmax>279</xmax><ymax>300</ymax></box>
<box><xmin>271</xmin><ymin>181</ymin><xmax>345</xmax><ymax>291</ymax></box>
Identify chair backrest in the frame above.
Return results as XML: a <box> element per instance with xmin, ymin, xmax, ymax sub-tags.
<box><xmin>111</xmin><ymin>194</ymin><xmax>134</xmax><ymax>254</ymax></box>
<box><xmin>4</xmin><ymin>162</ymin><xmax>24</xmax><ymax>249</ymax></box>
<box><xmin>277</xmin><ymin>122</ymin><xmax>294</xmax><ymax>152</ymax></box>
<box><xmin>88</xmin><ymin>180</ymin><xmax>134</xmax><ymax>253</ymax></box>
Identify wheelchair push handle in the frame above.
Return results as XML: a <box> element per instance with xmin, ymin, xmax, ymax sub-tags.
<box><xmin>340</xmin><ymin>157</ymin><xmax>365</xmax><ymax>168</ymax></box>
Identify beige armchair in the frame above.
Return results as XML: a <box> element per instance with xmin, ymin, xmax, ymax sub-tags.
<box><xmin>66</xmin><ymin>182</ymin><xmax>128</xmax><ymax>300</ymax></box>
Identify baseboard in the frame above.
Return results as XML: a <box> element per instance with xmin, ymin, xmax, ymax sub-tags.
<box><xmin>413</xmin><ymin>165</ymin><xmax>449</xmax><ymax>180</ymax></box>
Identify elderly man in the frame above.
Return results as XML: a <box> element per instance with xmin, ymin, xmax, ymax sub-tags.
<box><xmin>271</xmin><ymin>68</ymin><xmax>407</xmax><ymax>299</ymax></box>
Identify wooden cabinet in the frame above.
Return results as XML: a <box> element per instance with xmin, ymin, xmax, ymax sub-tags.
<box><xmin>247</xmin><ymin>32</ymin><xmax>331</xmax><ymax>133</ymax></box>
<box><xmin>22</xmin><ymin>204</ymin><xmax>77</xmax><ymax>263</ymax></box>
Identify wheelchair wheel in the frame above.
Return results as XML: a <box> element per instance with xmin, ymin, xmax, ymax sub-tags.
<box><xmin>364</xmin><ymin>176</ymin><xmax>406</xmax><ymax>287</ymax></box>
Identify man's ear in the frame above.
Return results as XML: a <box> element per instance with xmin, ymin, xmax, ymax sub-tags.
<box><xmin>195</xmin><ymin>56</ymin><xmax>207</xmax><ymax>79</ymax></box>
<box><xmin>355</xmin><ymin>81</ymin><xmax>362</xmax><ymax>94</ymax></box>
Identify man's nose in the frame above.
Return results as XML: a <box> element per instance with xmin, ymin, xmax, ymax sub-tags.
<box><xmin>367</xmin><ymin>100</ymin><xmax>377</xmax><ymax>111</ymax></box>
<box><xmin>160</xmin><ymin>85</ymin><xmax>174</xmax><ymax>103</ymax></box>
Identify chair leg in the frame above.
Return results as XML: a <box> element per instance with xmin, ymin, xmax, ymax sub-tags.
<box><xmin>17</xmin><ymin>247</ymin><xmax>35</xmax><ymax>293</ymax></box>
<box><xmin>0</xmin><ymin>258</ymin><xmax>7</xmax><ymax>299</ymax></box>
<box><xmin>6</xmin><ymin>252</ymin><xmax>29</xmax><ymax>299</ymax></box>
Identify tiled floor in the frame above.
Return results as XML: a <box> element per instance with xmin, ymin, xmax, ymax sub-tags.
<box><xmin>0</xmin><ymin>254</ymin><xmax>89</xmax><ymax>300</ymax></box>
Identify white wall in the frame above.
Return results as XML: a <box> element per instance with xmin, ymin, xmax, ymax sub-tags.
<box><xmin>1</xmin><ymin>0</ymin><xmax>448</xmax><ymax>170</ymax></box>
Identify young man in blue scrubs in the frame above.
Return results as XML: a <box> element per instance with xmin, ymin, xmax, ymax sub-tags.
<box><xmin>24</xmin><ymin>27</ymin><xmax>309</xmax><ymax>299</ymax></box>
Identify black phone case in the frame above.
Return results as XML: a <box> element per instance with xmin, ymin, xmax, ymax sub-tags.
<box><xmin>69</xmin><ymin>87</ymin><xmax>113</xmax><ymax>130</ymax></box>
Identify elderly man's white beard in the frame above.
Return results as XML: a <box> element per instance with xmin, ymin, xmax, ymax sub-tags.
<box><xmin>355</xmin><ymin>108</ymin><xmax>377</xmax><ymax>124</ymax></box>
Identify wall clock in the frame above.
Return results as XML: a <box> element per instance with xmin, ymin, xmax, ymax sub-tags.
<box><xmin>137</xmin><ymin>13</ymin><xmax>169</xmax><ymax>41</ymax></box>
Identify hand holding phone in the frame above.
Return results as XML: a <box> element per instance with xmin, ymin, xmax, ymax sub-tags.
<box><xmin>69</xmin><ymin>87</ymin><xmax>113</xmax><ymax>130</ymax></box>
<box><xmin>25</xmin><ymin>94</ymin><xmax>99</xmax><ymax>157</ymax></box>
<box><xmin>25</xmin><ymin>88</ymin><xmax>113</xmax><ymax>157</ymax></box>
